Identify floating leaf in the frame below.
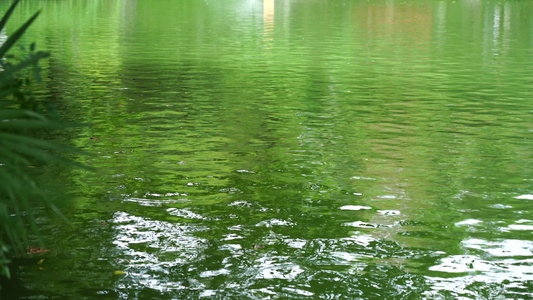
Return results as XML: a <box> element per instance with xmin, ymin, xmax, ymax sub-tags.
<box><xmin>113</xmin><ymin>270</ymin><xmax>125</xmax><ymax>275</ymax></box>
<box><xmin>28</xmin><ymin>247</ymin><xmax>50</xmax><ymax>254</ymax></box>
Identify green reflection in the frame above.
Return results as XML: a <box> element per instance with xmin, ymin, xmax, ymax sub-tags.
<box><xmin>1</xmin><ymin>0</ymin><xmax>532</xmax><ymax>298</ymax></box>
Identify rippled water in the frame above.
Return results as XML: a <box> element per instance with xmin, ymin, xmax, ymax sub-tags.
<box><xmin>2</xmin><ymin>0</ymin><xmax>533</xmax><ymax>298</ymax></box>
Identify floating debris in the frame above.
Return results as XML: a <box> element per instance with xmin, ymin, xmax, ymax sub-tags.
<box><xmin>28</xmin><ymin>247</ymin><xmax>50</xmax><ymax>254</ymax></box>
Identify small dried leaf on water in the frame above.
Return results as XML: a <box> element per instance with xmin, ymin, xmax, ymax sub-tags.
<box><xmin>252</xmin><ymin>245</ymin><xmax>265</xmax><ymax>249</ymax></box>
<box><xmin>113</xmin><ymin>270</ymin><xmax>125</xmax><ymax>275</ymax></box>
<box><xmin>28</xmin><ymin>247</ymin><xmax>50</xmax><ymax>254</ymax></box>
<box><xmin>37</xmin><ymin>259</ymin><xmax>45</xmax><ymax>265</ymax></box>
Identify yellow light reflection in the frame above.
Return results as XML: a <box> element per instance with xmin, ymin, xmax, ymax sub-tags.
<box><xmin>263</xmin><ymin>0</ymin><xmax>274</xmax><ymax>46</ymax></box>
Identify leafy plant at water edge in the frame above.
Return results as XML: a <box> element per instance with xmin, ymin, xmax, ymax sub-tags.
<box><xmin>0</xmin><ymin>0</ymin><xmax>82</xmax><ymax>283</ymax></box>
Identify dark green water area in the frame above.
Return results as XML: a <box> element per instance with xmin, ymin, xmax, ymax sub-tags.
<box><xmin>1</xmin><ymin>0</ymin><xmax>533</xmax><ymax>298</ymax></box>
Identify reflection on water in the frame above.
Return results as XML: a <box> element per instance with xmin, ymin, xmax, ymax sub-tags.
<box><xmin>263</xmin><ymin>0</ymin><xmax>274</xmax><ymax>39</ymax></box>
<box><xmin>1</xmin><ymin>0</ymin><xmax>533</xmax><ymax>298</ymax></box>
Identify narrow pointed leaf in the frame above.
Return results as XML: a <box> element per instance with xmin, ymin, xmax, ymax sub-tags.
<box><xmin>0</xmin><ymin>10</ymin><xmax>41</xmax><ymax>58</ymax></box>
<box><xmin>0</xmin><ymin>0</ymin><xmax>21</xmax><ymax>33</ymax></box>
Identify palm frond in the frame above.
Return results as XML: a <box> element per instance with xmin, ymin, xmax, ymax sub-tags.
<box><xmin>0</xmin><ymin>0</ymin><xmax>86</xmax><ymax>282</ymax></box>
<box><xmin>0</xmin><ymin>10</ymin><xmax>41</xmax><ymax>58</ymax></box>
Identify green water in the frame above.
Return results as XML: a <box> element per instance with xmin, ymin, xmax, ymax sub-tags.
<box><xmin>2</xmin><ymin>0</ymin><xmax>533</xmax><ymax>298</ymax></box>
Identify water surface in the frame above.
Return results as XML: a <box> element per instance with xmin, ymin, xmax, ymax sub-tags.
<box><xmin>2</xmin><ymin>0</ymin><xmax>533</xmax><ymax>298</ymax></box>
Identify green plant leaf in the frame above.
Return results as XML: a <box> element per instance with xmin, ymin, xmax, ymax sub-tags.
<box><xmin>0</xmin><ymin>119</ymin><xmax>67</xmax><ymax>129</ymax></box>
<box><xmin>0</xmin><ymin>10</ymin><xmax>41</xmax><ymax>58</ymax></box>
<box><xmin>0</xmin><ymin>51</ymin><xmax>50</xmax><ymax>81</ymax></box>
<box><xmin>0</xmin><ymin>0</ymin><xmax>20</xmax><ymax>34</ymax></box>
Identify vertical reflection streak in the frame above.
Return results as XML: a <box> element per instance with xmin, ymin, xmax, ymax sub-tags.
<box><xmin>263</xmin><ymin>0</ymin><xmax>275</xmax><ymax>48</ymax></box>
